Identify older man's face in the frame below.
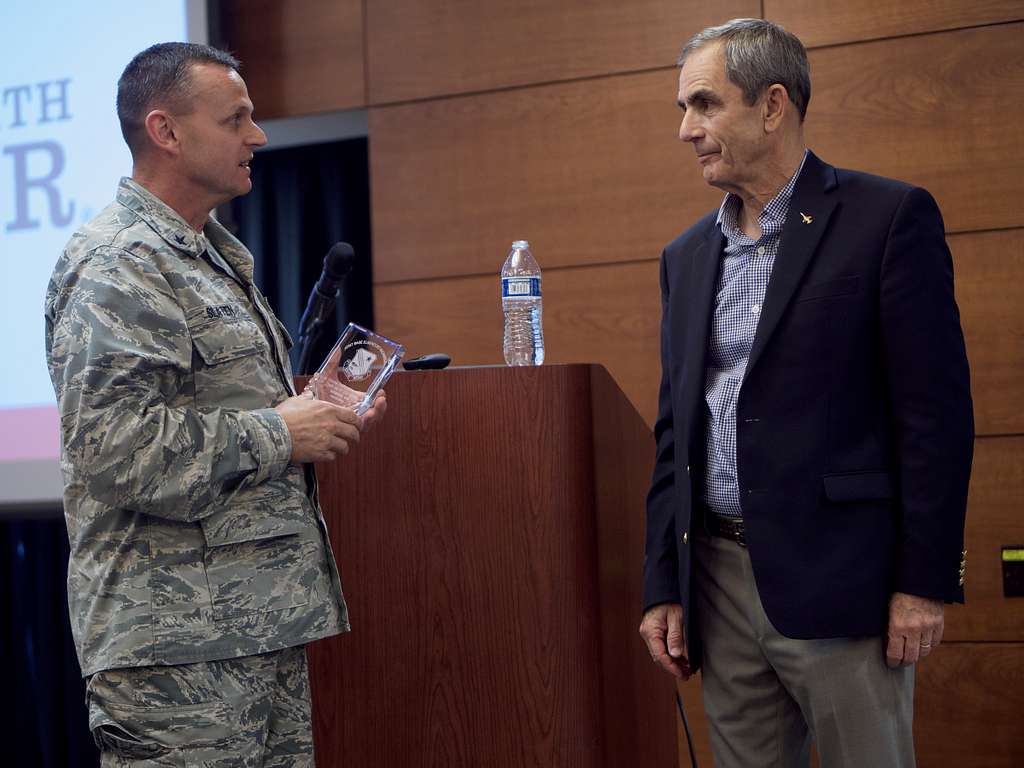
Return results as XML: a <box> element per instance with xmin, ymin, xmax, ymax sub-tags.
<box><xmin>676</xmin><ymin>43</ymin><xmax>769</xmax><ymax>196</ymax></box>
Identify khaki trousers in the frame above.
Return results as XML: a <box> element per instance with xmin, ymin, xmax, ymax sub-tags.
<box><xmin>86</xmin><ymin>645</ymin><xmax>313</xmax><ymax>767</ymax></box>
<box><xmin>694</xmin><ymin>529</ymin><xmax>915</xmax><ymax>768</ymax></box>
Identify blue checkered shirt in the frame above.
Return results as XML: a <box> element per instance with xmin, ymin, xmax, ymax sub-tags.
<box><xmin>703</xmin><ymin>151</ymin><xmax>808</xmax><ymax>518</ymax></box>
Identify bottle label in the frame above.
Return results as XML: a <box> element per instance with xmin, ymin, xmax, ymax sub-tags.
<box><xmin>502</xmin><ymin>277</ymin><xmax>541</xmax><ymax>300</ymax></box>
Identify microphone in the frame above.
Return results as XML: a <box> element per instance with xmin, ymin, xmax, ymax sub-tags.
<box><xmin>297</xmin><ymin>242</ymin><xmax>355</xmax><ymax>374</ymax></box>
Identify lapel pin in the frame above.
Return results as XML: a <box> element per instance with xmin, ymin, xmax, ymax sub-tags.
<box><xmin>800</xmin><ymin>212</ymin><xmax>813</xmax><ymax>224</ymax></box>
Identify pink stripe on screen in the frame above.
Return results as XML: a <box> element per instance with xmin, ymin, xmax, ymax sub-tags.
<box><xmin>0</xmin><ymin>405</ymin><xmax>61</xmax><ymax>461</ymax></box>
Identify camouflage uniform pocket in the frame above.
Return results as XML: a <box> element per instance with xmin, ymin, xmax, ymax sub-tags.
<box><xmin>91</xmin><ymin>698</ymin><xmax>236</xmax><ymax>766</ymax></box>
<box><xmin>87</xmin><ymin>655</ymin><xmax>287</xmax><ymax>767</ymax></box>
<box><xmin>93</xmin><ymin>721</ymin><xmax>174</xmax><ymax>763</ymax></box>
<box><xmin>186</xmin><ymin>307</ymin><xmax>273</xmax><ymax>411</ymax></box>
<box><xmin>200</xmin><ymin>524</ymin><xmax>315</xmax><ymax>621</ymax></box>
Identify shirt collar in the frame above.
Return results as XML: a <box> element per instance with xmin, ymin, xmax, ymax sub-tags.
<box><xmin>715</xmin><ymin>149</ymin><xmax>809</xmax><ymax>236</ymax></box>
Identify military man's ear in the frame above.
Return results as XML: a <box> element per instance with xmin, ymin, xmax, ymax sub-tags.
<box><xmin>144</xmin><ymin>110</ymin><xmax>181</xmax><ymax>156</ymax></box>
<box><xmin>762</xmin><ymin>84</ymin><xmax>790</xmax><ymax>133</ymax></box>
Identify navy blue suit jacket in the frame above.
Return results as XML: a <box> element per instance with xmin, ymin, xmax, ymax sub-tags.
<box><xmin>643</xmin><ymin>152</ymin><xmax>974</xmax><ymax>669</ymax></box>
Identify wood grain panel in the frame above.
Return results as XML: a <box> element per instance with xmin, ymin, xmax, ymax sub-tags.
<box><xmin>217</xmin><ymin>0</ymin><xmax>364</xmax><ymax>118</ymax></box>
<box><xmin>309</xmin><ymin>367</ymin><xmax>605</xmax><ymax>766</ymax></box>
<box><xmin>305</xmin><ymin>366</ymin><xmax>677</xmax><ymax>766</ymax></box>
<box><xmin>369</xmin><ymin>69</ymin><xmax>716</xmax><ymax>283</ymax></box>
<box><xmin>806</xmin><ymin>23</ymin><xmax>1024</xmax><ymax>234</ymax></box>
<box><xmin>914</xmin><ymin>643</ymin><xmax>1024</xmax><ymax>766</ymax></box>
<box><xmin>950</xmin><ymin>229</ymin><xmax>1024</xmax><ymax>437</ymax></box>
<box><xmin>373</xmin><ymin>260</ymin><xmax>663</xmax><ymax>425</ymax></box>
<box><xmin>365</xmin><ymin>0</ymin><xmax>758</xmax><ymax>103</ymax></box>
<box><xmin>766</xmin><ymin>0</ymin><xmax>1024</xmax><ymax>49</ymax></box>
<box><xmin>945</xmin><ymin>436</ymin><xmax>1024</xmax><ymax>641</ymax></box>
<box><xmin>588</xmin><ymin>366</ymin><xmax>678</xmax><ymax>765</ymax></box>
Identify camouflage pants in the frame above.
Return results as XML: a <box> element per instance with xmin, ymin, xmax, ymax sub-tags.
<box><xmin>86</xmin><ymin>645</ymin><xmax>314</xmax><ymax>767</ymax></box>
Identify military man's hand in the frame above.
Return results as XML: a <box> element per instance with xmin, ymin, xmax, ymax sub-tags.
<box><xmin>360</xmin><ymin>391</ymin><xmax>387</xmax><ymax>432</ymax></box>
<box><xmin>886</xmin><ymin>591</ymin><xmax>944</xmax><ymax>667</ymax></box>
<box><xmin>275</xmin><ymin>396</ymin><xmax>362</xmax><ymax>463</ymax></box>
<box><xmin>639</xmin><ymin>602</ymin><xmax>691</xmax><ymax>680</ymax></box>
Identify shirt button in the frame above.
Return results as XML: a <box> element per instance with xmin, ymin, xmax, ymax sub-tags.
<box><xmin>682</xmin><ymin>532</ymin><xmax>689</xmax><ymax>544</ymax></box>
<box><xmin>757</xmin><ymin>246</ymin><xmax>766</xmax><ymax>256</ymax></box>
<box><xmin>751</xmin><ymin>304</ymin><xmax>760</xmax><ymax>314</ymax></box>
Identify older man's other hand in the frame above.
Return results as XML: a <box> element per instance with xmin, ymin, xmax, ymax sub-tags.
<box><xmin>886</xmin><ymin>591</ymin><xmax>944</xmax><ymax>668</ymax></box>
<box><xmin>639</xmin><ymin>603</ymin><xmax>691</xmax><ymax>680</ymax></box>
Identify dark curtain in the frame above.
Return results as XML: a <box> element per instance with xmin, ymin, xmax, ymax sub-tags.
<box><xmin>3</xmin><ymin>137</ymin><xmax>372</xmax><ymax>766</ymax></box>
<box><xmin>227</xmin><ymin>137</ymin><xmax>374</xmax><ymax>372</ymax></box>
<box><xmin>1</xmin><ymin>514</ymin><xmax>98</xmax><ymax>766</ymax></box>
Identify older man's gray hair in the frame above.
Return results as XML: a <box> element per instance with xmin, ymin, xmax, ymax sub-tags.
<box><xmin>679</xmin><ymin>18</ymin><xmax>811</xmax><ymax>122</ymax></box>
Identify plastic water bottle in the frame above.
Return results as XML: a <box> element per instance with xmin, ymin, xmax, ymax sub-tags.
<box><xmin>501</xmin><ymin>239</ymin><xmax>544</xmax><ymax>366</ymax></box>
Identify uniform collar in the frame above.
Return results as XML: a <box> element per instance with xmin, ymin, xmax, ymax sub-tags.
<box><xmin>115</xmin><ymin>177</ymin><xmax>255</xmax><ymax>284</ymax></box>
<box><xmin>116</xmin><ymin>177</ymin><xmax>210</xmax><ymax>257</ymax></box>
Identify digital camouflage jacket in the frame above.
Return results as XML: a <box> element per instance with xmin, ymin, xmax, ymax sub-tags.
<box><xmin>45</xmin><ymin>178</ymin><xmax>349</xmax><ymax>676</ymax></box>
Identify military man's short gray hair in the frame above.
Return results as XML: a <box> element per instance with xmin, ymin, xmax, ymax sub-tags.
<box><xmin>679</xmin><ymin>19</ymin><xmax>811</xmax><ymax>122</ymax></box>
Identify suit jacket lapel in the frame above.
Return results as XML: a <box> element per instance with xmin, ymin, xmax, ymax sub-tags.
<box><xmin>745</xmin><ymin>152</ymin><xmax>839</xmax><ymax>378</ymax></box>
<box><xmin>683</xmin><ymin>222</ymin><xmax>723</xmax><ymax>459</ymax></box>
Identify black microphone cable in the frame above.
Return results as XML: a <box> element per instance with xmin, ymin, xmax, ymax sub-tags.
<box><xmin>677</xmin><ymin>688</ymin><xmax>699</xmax><ymax>767</ymax></box>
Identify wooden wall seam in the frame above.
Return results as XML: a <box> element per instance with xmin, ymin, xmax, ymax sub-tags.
<box><xmin>794</xmin><ymin>17</ymin><xmax>1024</xmax><ymax>53</ymax></box>
<box><xmin>365</xmin><ymin>65</ymin><xmax>675</xmax><ymax>110</ymax></box>
<box><xmin>372</xmin><ymin>257</ymin><xmax>662</xmax><ymax>287</ymax></box>
<box><xmin>362</xmin><ymin>17</ymin><xmax>1024</xmax><ymax>111</ymax></box>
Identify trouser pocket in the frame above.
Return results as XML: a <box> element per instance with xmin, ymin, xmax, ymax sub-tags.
<box><xmin>93</xmin><ymin>721</ymin><xmax>171</xmax><ymax>762</ymax></box>
<box><xmin>87</xmin><ymin>665</ymin><xmax>238</xmax><ymax>765</ymax></box>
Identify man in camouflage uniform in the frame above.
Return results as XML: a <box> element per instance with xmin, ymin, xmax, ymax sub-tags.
<box><xmin>44</xmin><ymin>42</ymin><xmax>381</xmax><ymax>766</ymax></box>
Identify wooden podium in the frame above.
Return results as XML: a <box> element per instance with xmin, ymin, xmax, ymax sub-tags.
<box><xmin>305</xmin><ymin>364</ymin><xmax>676</xmax><ymax>767</ymax></box>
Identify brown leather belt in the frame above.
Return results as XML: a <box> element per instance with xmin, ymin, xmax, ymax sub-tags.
<box><xmin>706</xmin><ymin>514</ymin><xmax>747</xmax><ymax>547</ymax></box>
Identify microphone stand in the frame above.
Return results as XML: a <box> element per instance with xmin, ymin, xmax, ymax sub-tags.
<box><xmin>296</xmin><ymin>318</ymin><xmax>328</xmax><ymax>377</ymax></box>
<box><xmin>296</xmin><ymin>242</ymin><xmax>354</xmax><ymax>375</ymax></box>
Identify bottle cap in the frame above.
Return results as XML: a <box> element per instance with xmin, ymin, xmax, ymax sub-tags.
<box><xmin>511</xmin><ymin>239</ymin><xmax>530</xmax><ymax>249</ymax></box>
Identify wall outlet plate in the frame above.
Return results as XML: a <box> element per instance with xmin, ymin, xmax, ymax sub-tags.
<box><xmin>1002</xmin><ymin>547</ymin><xmax>1024</xmax><ymax>598</ymax></box>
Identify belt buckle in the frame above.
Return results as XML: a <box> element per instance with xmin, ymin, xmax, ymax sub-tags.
<box><xmin>720</xmin><ymin>516</ymin><xmax>746</xmax><ymax>548</ymax></box>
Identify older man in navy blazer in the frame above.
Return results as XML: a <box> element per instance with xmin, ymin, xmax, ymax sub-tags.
<box><xmin>638</xmin><ymin>19</ymin><xmax>973</xmax><ymax>767</ymax></box>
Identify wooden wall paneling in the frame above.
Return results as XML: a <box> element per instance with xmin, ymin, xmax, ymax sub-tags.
<box><xmin>950</xmin><ymin>229</ymin><xmax>1024</xmax><ymax>437</ymax></box>
<box><xmin>373</xmin><ymin>260</ymin><xmax>663</xmax><ymax>425</ymax></box>
<box><xmin>944</xmin><ymin>436</ymin><xmax>1024</xmax><ymax>642</ymax></box>
<box><xmin>369</xmin><ymin>69</ymin><xmax>717</xmax><ymax>283</ymax></box>
<box><xmin>765</xmin><ymin>0</ymin><xmax>1024</xmax><ymax>49</ymax></box>
<box><xmin>914</xmin><ymin>643</ymin><xmax>1024</xmax><ymax>766</ymax></box>
<box><xmin>365</xmin><ymin>0</ymin><xmax>759</xmax><ymax>104</ymax></box>
<box><xmin>217</xmin><ymin>0</ymin><xmax>365</xmax><ymax>118</ymax></box>
<box><xmin>805</xmin><ymin>23</ymin><xmax>1024</xmax><ymax>234</ymax></box>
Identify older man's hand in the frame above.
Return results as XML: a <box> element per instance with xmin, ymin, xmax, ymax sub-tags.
<box><xmin>886</xmin><ymin>592</ymin><xmax>944</xmax><ymax>668</ymax></box>
<box><xmin>639</xmin><ymin>603</ymin><xmax>691</xmax><ymax>680</ymax></box>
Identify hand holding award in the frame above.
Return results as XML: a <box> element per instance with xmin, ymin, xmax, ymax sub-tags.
<box><xmin>311</xmin><ymin>324</ymin><xmax>405</xmax><ymax>416</ymax></box>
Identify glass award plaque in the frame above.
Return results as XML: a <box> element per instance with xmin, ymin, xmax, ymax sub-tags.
<box><xmin>311</xmin><ymin>323</ymin><xmax>405</xmax><ymax>415</ymax></box>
